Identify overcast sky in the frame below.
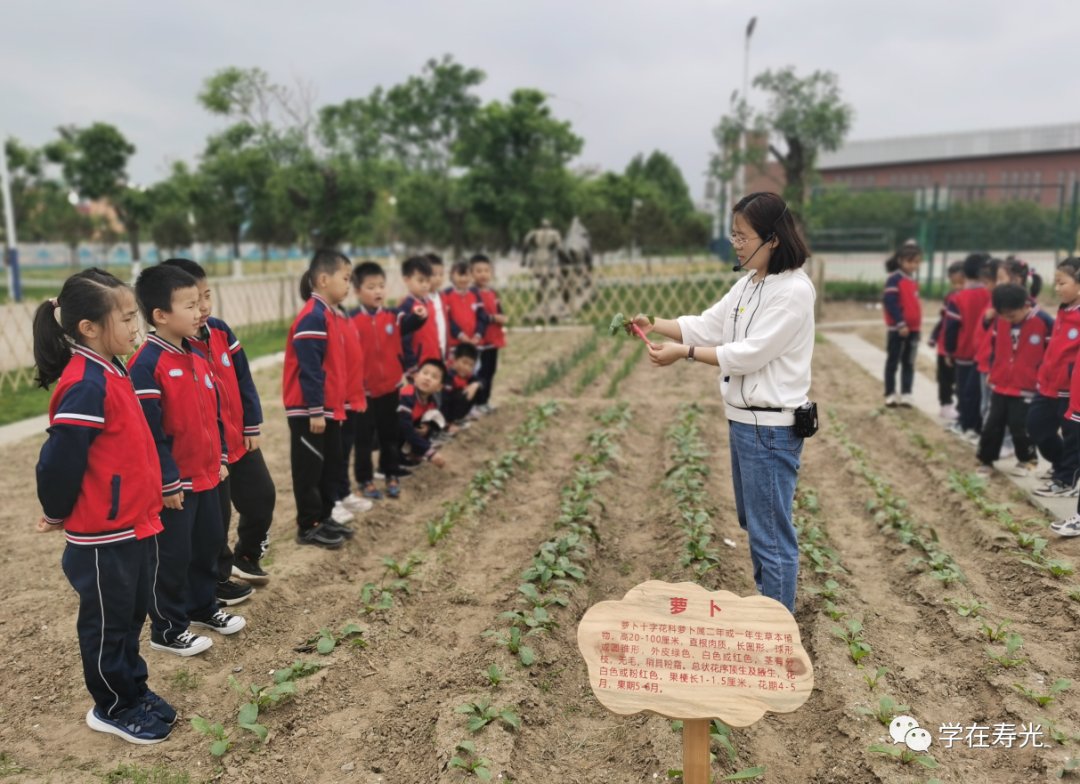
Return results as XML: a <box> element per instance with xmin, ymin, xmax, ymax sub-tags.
<box><xmin>3</xmin><ymin>0</ymin><xmax>1077</xmax><ymax>199</ymax></box>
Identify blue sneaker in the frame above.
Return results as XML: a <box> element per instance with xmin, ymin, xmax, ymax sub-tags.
<box><xmin>86</xmin><ymin>704</ymin><xmax>171</xmax><ymax>744</ymax></box>
<box><xmin>142</xmin><ymin>689</ymin><xmax>177</xmax><ymax>725</ymax></box>
<box><xmin>386</xmin><ymin>479</ymin><xmax>401</xmax><ymax>499</ymax></box>
<box><xmin>362</xmin><ymin>483</ymin><xmax>383</xmax><ymax>500</ymax></box>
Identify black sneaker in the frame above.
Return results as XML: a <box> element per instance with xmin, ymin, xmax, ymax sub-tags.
<box><xmin>142</xmin><ymin>689</ymin><xmax>177</xmax><ymax>726</ymax></box>
<box><xmin>190</xmin><ymin>609</ymin><xmax>246</xmax><ymax>636</ymax></box>
<box><xmin>216</xmin><ymin>579</ymin><xmax>253</xmax><ymax>606</ymax></box>
<box><xmin>321</xmin><ymin>518</ymin><xmax>355</xmax><ymax>540</ymax></box>
<box><xmin>86</xmin><ymin>704</ymin><xmax>171</xmax><ymax>745</ymax></box>
<box><xmin>149</xmin><ymin>630</ymin><xmax>213</xmax><ymax>657</ymax></box>
<box><xmin>232</xmin><ymin>556</ymin><xmax>270</xmax><ymax>585</ymax></box>
<box><xmin>394</xmin><ymin>467</ymin><xmax>413</xmax><ymax>478</ymax></box>
<box><xmin>296</xmin><ymin>524</ymin><xmax>345</xmax><ymax>549</ymax></box>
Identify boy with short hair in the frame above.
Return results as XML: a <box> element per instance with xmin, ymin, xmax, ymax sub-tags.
<box><xmin>350</xmin><ymin>262</ymin><xmax>404</xmax><ymax>499</ymax></box>
<box><xmin>441</xmin><ymin>343</ymin><xmax>482</xmax><ymax>429</ymax></box>
<box><xmin>975</xmin><ymin>283</ymin><xmax>1053</xmax><ymax>477</ymax></box>
<box><xmin>398</xmin><ymin>358</ymin><xmax>448</xmax><ymax>469</ymax></box>
<box><xmin>443</xmin><ymin>261</ymin><xmax>488</xmax><ymax>352</ymax></box>
<box><xmin>470</xmin><ymin>254</ymin><xmax>508</xmax><ymax>414</ymax></box>
<box><xmin>398</xmin><ymin>256</ymin><xmax>438</xmax><ymax>373</ymax></box>
<box><xmin>129</xmin><ymin>265</ymin><xmax>245</xmax><ymax>657</ymax></box>
<box><xmin>426</xmin><ymin>253</ymin><xmax>451</xmax><ymax>360</ymax></box>
<box><xmin>945</xmin><ymin>253</ymin><xmax>992</xmax><ymax>438</ymax></box>
<box><xmin>161</xmin><ymin>259</ymin><xmax>275</xmax><ymax>599</ymax></box>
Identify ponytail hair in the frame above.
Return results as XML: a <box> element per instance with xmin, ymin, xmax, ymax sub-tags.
<box><xmin>1003</xmin><ymin>255</ymin><xmax>1042</xmax><ymax>298</ymax></box>
<box><xmin>33</xmin><ymin>268</ymin><xmax>127</xmax><ymax>389</ymax></box>
<box><xmin>884</xmin><ymin>254</ymin><xmax>899</xmax><ymax>273</ymax></box>
<box><xmin>300</xmin><ymin>248</ymin><xmax>351</xmax><ymax>300</ymax></box>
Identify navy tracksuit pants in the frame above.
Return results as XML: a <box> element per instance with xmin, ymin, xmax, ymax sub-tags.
<box><xmin>62</xmin><ymin>538</ymin><xmax>151</xmax><ymax>717</ymax></box>
<box><xmin>149</xmin><ymin>487</ymin><xmax>224</xmax><ymax>643</ymax></box>
<box><xmin>1027</xmin><ymin>394</ymin><xmax>1080</xmax><ymax>486</ymax></box>
<box><xmin>955</xmin><ymin>363</ymin><xmax>982</xmax><ymax>433</ymax></box>
<box><xmin>474</xmin><ymin>348</ymin><xmax>498</xmax><ymax>406</ymax></box>
<box><xmin>217</xmin><ymin>448</ymin><xmax>276</xmax><ymax>581</ymax></box>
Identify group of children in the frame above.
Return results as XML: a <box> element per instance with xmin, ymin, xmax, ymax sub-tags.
<box><xmin>31</xmin><ymin>250</ymin><xmax>506</xmax><ymax>744</ymax></box>
<box><xmin>883</xmin><ymin>244</ymin><xmax>1080</xmax><ymax>538</ymax></box>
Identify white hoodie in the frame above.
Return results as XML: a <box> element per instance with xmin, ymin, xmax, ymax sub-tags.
<box><xmin>677</xmin><ymin>268</ymin><xmax>815</xmax><ymax>426</ymax></box>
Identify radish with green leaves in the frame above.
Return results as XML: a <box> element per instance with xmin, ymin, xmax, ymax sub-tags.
<box><xmin>609</xmin><ymin>312</ymin><xmax>654</xmax><ymax>347</ymax></box>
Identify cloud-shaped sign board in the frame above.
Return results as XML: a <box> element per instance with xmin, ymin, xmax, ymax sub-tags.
<box><xmin>577</xmin><ymin>581</ymin><xmax>814</xmax><ymax>726</ymax></box>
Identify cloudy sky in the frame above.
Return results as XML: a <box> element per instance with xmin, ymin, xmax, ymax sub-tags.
<box><xmin>2</xmin><ymin>0</ymin><xmax>1077</xmax><ymax>198</ymax></box>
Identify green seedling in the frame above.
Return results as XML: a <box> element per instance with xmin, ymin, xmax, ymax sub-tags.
<box><xmin>1040</xmin><ymin>717</ymin><xmax>1076</xmax><ymax>745</ymax></box>
<box><xmin>857</xmin><ymin>695</ymin><xmax>909</xmax><ymax>727</ymax></box>
<box><xmin>868</xmin><ymin>744</ymin><xmax>939</xmax><ymax>769</ymax></box>
<box><xmin>482</xmin><ymin>664</ymin><xmax>505</xmax><ymax>688</ymax></box>
<box><xmin>1070</xmin><ymin>589</ymin><xmax>1080</xmax><ymax>603</ymax></box>
<box><xmin>709</xmin><ymin>719</ymin><xmax>738</xmax><ymax>763</ymax></box>
<box><xmin>721</xmin><ymin>767</ymin><xmax>767</xmax><ymax>781</ymax></box>
<box><xmin>822</xmin><ymin>599</ymin><xmax>846</xmax><ymax>621</ymax></box>
<box><xmin>484</xmin><ymin>626</ymin><xmax>536</xmax><ymax>667</ymax></box>
<box><xmin>517</xmin><ymin>582</ymin><xmax>569</xmax><ymax>609</ymax></box>
<box><xmin>383</xmin><ymin>553</ymin><xmax>423</xmax><ymax>579</ymax></box>
<box><xmin>945</xmin><ymin>597</ymin><xmax>987</xmax><ymax>618</ymax></box>
<box><xmin>449</xmin><ymin>740</ymin><xmax>493</xmax><ymax>780</ymax></box>
<box><xmin>499</xmin><ymin>606</ymin><xmax>557</xmax><ymax>633</ymax></box>
<box><xmin>229</xmin><ymin>676</ymin><xmax>297</xmax><ymax>711</ymax></box>
<box><xmin>521</xmin><ymin>550</ymin><xmax>585</xmax><ymax>588</ymax></box>
<box><xmin>274</xmin><ymin>660</ymin><xmax>323</xmax><ymax>682</ymax></box>
<box><xmin>190</xmin><ymin>716</ymin><xmax>231</xmax><ymax>757</ymax></box>
<box><xmin>978</xmin><ymin>619</ymin><xmax>1013</xmax><ymax>642</ymax></box>
<box><xmin>1021</xmin><ymin>557</ymin><xmax>1076</xmax><ymax>578</ymax></box>
<box><xmin>1014</xmin><ymin>678</ymin><xmax>1071</xmax><ymax>708</ymax></box>
<box><xmin>455</xmin><ymin>699</ymin><xmax>521</xmax><ymax>733</ymax></box>
<box><xmin>863</xmin><ymin>666</ymin><xmax>889</xmax><ymax>691</ymax></box>
<box><xmin>359</xmin><ymin>582</ymin><xmax>394</xmax><ymax>615</ymax></box>
<box><xmin>309</xmin><ymin>623</ymin><xmax>366</xmax><ymax>654</ymax></box>
<box><xmin>235</xmin><ymin>701</ymin><xmax>268</xmax><ymax>744</ymax></box>
<box><xmin>986</xmin><ymin>633</ymin><xmax>1026</xmax><ymax>668</ymax></box>
<box><xmin>810</xmin><ymin>579</ymin><xmax>842</xmax><ymax>601</ymax></box>
<box><xmin>1059</xmin><ymin>758</ymin><xmax>1080</xmax><ymax>778</ymax></box>
<box><xmin>0</xmin><ymin>753</ymin><xmax>27</xmax><ymax>777</ymax></box>
<box><xmin>169</xmin><ymin>668</ymin><xmax>200</xmax><ymax>691</ymax></box>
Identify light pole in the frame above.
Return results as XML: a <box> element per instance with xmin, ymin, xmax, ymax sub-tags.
<box><xmin>735</xmin><ymin>16</ymin><xmax>757</xmax><ymax>206</ymax></box>
<box><xmin>0</xmin><ymin>140</ymin><xmax>22</xmax><ymax>302</ymax></box>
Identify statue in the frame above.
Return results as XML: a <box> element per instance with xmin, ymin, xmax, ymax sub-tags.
<box><xmin>558</xmin><ymin>217</ymin><xmax>593</xmax><ymax>310</ymax></box>
<box><xmin>522</xmin><ymin>218</ymin><xmax>564</xmax><ymax>321</ymax></box>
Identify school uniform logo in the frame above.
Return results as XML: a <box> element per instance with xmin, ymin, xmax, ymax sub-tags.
<box><xmin>168</xmin><ymin>368</ymin><xmax>183</xmax><ymax>377</ymax></box>
<box><xmin>1030</xmin><ymin>334</ymin><xmax>1043</xmax><ymax>345</ymax></box>
<box><xmin>221</xmin><ymin>352</ymin><xmax>231</xmax><ymax>367</ymax></box>
<box><xmin>385</xmin><ymin>324</ymin><xmax>394</xmax><ymax>335</ymax></box>
<box><xmin>204</xmin><ymin>374</ymin><xmax>214</xmax><ymax>389</ymax></box>
<box><xmin>1069</xmin><ymin>328</ymin><xmax>1079</xmax><ymax>340</ymax></box>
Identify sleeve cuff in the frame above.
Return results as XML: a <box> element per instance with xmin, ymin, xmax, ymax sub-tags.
<box><xmin>308</xmin><ymin>407</ymin><xmax>325</xmax><ymax>417</ymax></box>
<box><xmin>243</xmin><ymin>426</ymin><xmax>261</xmax><ymax>436</ymax></box>
<box><xmin>43</xmin><ymin>515</ymin><xmax>64</xmax><ymax>527</ymax></box>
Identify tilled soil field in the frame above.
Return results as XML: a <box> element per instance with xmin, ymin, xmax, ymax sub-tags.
<box><xmin>0</xmin><ymin>325</ymin><xmax>1077</xmax><ymax>784</ymax></box>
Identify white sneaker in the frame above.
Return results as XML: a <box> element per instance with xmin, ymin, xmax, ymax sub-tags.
<box><xmin>939</xmin><ymin>404</ymin><xmax>958</xmax><ymax>420</ymax></box>
<box><xmin>975</xmin><ymin>464</ymin><xmax>993</xmax><ymax>478</ymax></box>
<box><xmin>898</xmin><ymin>394</ymin><xmax>915</xmax><ymax>408</ymax></box>
<box><xmin>342</xmin><ymin>494</ymin><xmax>373</xmax><ymax>514</ymax></box>
<box><xmin>884</xmin><ymin>394</ymin><xmax>898</xmax><ymax>407</ymax></box>
<box><xmin>1033</xmin><ymin>480</ymin><xmax>1080</xmax><ymax>498</ymax></box>
<box><xmin>1053</xmin><ymin>514</ymin><xmax>1080</xmax><ymax>537</ymax></box>
<box><xmin>330</xmin><ymin>501</ymin><xmax>355</xmax><ymax>524</ymax></box>
<box><xmin>190</xmin><ymin>609</ymin><xmax>246</xmax><ymax>636</ymax></box>
<box><xmin>1007</xmin><ymin>461</ymin><xmax>1040</xmax><ymax>478</ymax></box>
<box><xmin>964</xmin><ymin>430</ymin><xmax>981</xmax><ymax>446</ymax></box>
<box><xmin>999</xmin><ymin>445</ymin><xmax>1015</xmax><ymax>460</ymax></box>
<box><xmin>150</xmin><ymin>630</ymin><xmax>213</xmax><ymax>657</ymax></box>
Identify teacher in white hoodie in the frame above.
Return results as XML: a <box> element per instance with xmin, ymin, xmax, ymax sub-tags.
<box><xmin>634</xmin><ymin>192</ymin><xmax>814</xmax><ymax>612</ymax></box>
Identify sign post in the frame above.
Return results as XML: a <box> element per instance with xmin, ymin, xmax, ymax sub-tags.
<box><xmin>577</xmin><ymin>581</ymin><xmax>814</xmax><ymax>781</ymax></box>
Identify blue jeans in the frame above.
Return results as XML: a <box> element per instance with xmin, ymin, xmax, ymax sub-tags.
<box><xmin>728</xmin><ymin>421</ymin><xmax>803</xmax><ymax>612</ymax></box>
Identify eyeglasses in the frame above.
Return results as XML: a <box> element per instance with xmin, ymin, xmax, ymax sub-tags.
<box><xmin>729</xmin><ymin>233</ymin><xmax>759</xmax><ymax>248</ymax></box>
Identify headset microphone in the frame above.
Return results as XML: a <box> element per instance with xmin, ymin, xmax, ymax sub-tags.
<box><xmin>732</xmin><ymin>232</ymin><xmax>775</xmax><ymax>273</ymax></box>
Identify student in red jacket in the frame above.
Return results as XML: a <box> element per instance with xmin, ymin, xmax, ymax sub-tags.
<box><xmin>398</xmin><ymin>359</ymin><xmax>448</xmax><ymax>468</ymax></box>
<box><xmin>129</xmin><ymin>265</ymin><xmax>245</xmax><ymax>656</ymax></box>
<box><xmin>975</xmin><ymin>284</ymin><xmax>1052</xmax><ymax>477</ymax></box>
<box><xmin>442</xmin><ymin>342</ymin><xmax>482</xmax><ymax>428</ymax></box>
<box><xmin>398</xmin><ymin>256</ymin><xmax>439</xmax><ymax>373</ymax></box>
<box><xmin>945</xmin><ymin>253</ymin><xmax>992</xmax><ymax>437</ymax></box>
<box><xmin>1029</xmin><ymin>257</ymin><xmax>1080</xmax><ymax>497</ymax></box>
<box><xmin>882</xmin><ymin>241</ymin><xmax>922</xmax><ymax>407</ymax></box>
<box><xmin>333</xmin><ymin>306</ymin><xmax>375</xmax><ymax>517</ymax></box>
<box><xmin>283</xmin><ymin>250</ymin><xmax>354</xmax><ymax>548</ymax></box>
<box><xmin>470</xmin><ymin>253</ymin><xmax>508</xmax><ymax>413</ymax></box>
<box><xmin>350</xmin><ymin>261</ymin><xmax>407</xmax><ymax>500</ymax></box>
<box><xmin>1052</xmin><ymin>295</ymin><xmax>1080</xmax><ymax>536</ymax></box>
<box><xmin>162</xmin><ymin>259</ymin><xmax>275</xmax><ymax>598</ymax></box>
<box><xmin>444</xmin><ymin>261</ymin><xmax>488</xmax><ymax>352</ymax></box>
<box><xmin>929</xmin><ymin>261</ymin><xmax>965</xmax><ymax>419</ymax></box>
<box><xmin>33</xmin><ymin>269</ymin><xmax>174</xmax><ymax>744</ymax></box>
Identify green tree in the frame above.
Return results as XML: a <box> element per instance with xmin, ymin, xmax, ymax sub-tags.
<box><xmin>712</xmin><ymin>67</ymin><xmax>853</xmax><ymax>214</ymax></box>
<box><xmin>148</xmin><ymin>164</ymin><xmax>197</xmax><ymax>257</ymax></box>
<box><xmin>626</xmin><ymin>151</ymin><xmax>695</xmax><ymax>219</ymax></box>
<box><xmin>455</xmin><ymin>89</ymin><xmax>583</xmax><ymax>249</ymax></box>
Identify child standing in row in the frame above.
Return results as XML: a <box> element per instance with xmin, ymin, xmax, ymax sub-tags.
<box><xmin>945</xmin><ymin>253</ymin><xmax>993</xmax><ymax>438</ymax></box>
<box><xmin>129</xmin><ymin>265</ymin><xmax>245</xmax><ymax>654</ymax></box>
<box><xmin>162</xmin><ymin>259</ymin><xmax>276</xmax><ymax>600</ymax></box>
<box><xmin>470</xmin><ymin>254</ymin><xmax>506</xmax><ymax>414</ymax></box>
<box><xmin>882</xmin><ymin>241</ymin><xmax>923</xmax><ymax>407</ymax></box>
<box><xmin>283</xmin><ymin>250</ymin><xmax>353</xmax><ymax>549</ymax></box>
<box><xmin>34</xmin><ymin>269</ymin><xmax>175</xmax><ymax>743</ymax></box>
<box><xmin>929</xmin><ymin>261</ymin><xmax>965</xmax><ymax>419</ymax></box>
<box><xmin>350</xmin><ymin>262</ymin><xmax>403</xmax><ymax>500</ymax></box>
<box><xmin>398</xmin><ymin>256</ymin><xmax>438</xmax><ymax>374</ymax></box>
<box><xmin>443</xmin><ymin>260</ymin><xmax>488</xmax><ymax>351</ymax></box>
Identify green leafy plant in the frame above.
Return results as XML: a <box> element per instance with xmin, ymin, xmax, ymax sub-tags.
<box><xmin>308</xmin><ymin>623</ymin><xmax>366</xmax><ymax>655</ymax></box>
<box><xmin>722</xmin><ymin>767</ymin><xmax>767</xmax><ymax>781</ymax></box>
<box><xmin>1014</xmin><ymin>678</ymin><xmax>1071</xmax><ymax>708</ymax></box>
<box><xmin>455</xmin><ymin>699</ymin><xmax>521</xmax><ymax>733</ymax></box>
<box><xmin>862</xmin><ymin>666</ymin><xmax>889</xmax><ymax>691</ymax></box>
<box><xmin>449</xmin><ymin>740</ymin><xmax>493</xmax><ymax>780</ymax></box>
<box><xmin>482</xmin><ymin>664</ymin><xmax>505</xmax><ymax>688</ymax></box>
<box><xmin>985</xmin><ymin>633</ymin><xmax>1026</xmax><ymax>668</ymax></box>
<box><xmin>1058</xmin><ymin>758</ymin><xmax>1080</xmax><ymax>778</ymax></box>
<box><xmin>978</xmin><ymin>619</ymin><xmax>1013</xmax><ymax>642</ymax></box>
<box><xmin>517</xmin><ymin>582</ymin><xmax>569</xmax><ymax>609</ymax></box>
<box><xmin>857</xmin><ymin>695</ymin><xmax>909</xmax><ymax>727</ymax></box>
<box><xmin>359</xmin><ymin>582</ymin><xmax>394</xmax><ymax>615</ymax></box>
<box><xmin>484</xmin><ymin>626</ymin><xmax>536</xmax><ymax>667</ymax></box>
<box><xmin>168</xmin><ymin>668</ymin><xmax>200</xmax><ymax>691</ymax></box>
<box><xmin>822</xmin><ymin>599</ymin><xmax>846</xmax><ymax>621</ymax></box>
<box><xmin>190</xmin><ymin>716</ymin><xmax>231</xmax><ymax>757</ymax></box>
<box><xmin>710</xmin><ymin>719</ymin><xmax>738</xmax><ymax>763</ymax></box>
<box><xmin>383</xmin><ymin>553</ymin><xmax>423</xmax><ymax>578</ymax></box>
<box><xmin>945</xmin><ymin>597</ymin><xmax>987</xmax><ymax>618</ymax></box>
<box><xmin>868</xmin><ymin>743</ymin><xmax>939</xmax><ymax>769</ymax></box>
<box><xmin>832</xmin><ymin>619</ymin><xmax>872</xmax><ymax>664</ymax></box>
<box><xmin>499</xmin><ymin>606</ymin><xmax>557</xmax><ymax>634</ymax></box>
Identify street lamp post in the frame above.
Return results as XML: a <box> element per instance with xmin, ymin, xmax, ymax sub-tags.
<box><xmin>735</xmin><ymin>16</ymin><xmax>757</xmax><ymax>206</ymax></box>
<box><xmin>0</xmin><ymin>140</ymin><xmax>22</xmax><ymax>302</ymax></box>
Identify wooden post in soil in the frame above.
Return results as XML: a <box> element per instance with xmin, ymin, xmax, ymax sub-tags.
<box><xmin>577</xmin><ymin>581</ymin><xmax>815</xmax><ymax>781</ymax></box>
<box><xmin>682</xmin><ymin>718</ymin><xmax>711</xmax><ymax>784</ymax></box>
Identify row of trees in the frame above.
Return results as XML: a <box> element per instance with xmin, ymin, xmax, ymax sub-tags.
<box><xmin>3</xmin><ymin>57</ymin><xmax>711</xmax><ymax>264</ymax></box>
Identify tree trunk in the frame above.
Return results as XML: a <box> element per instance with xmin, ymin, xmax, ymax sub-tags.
<box><xmin>129</xmin><ymin>225</ymin><xmax>141</xmax><ymax>262</ymax></box>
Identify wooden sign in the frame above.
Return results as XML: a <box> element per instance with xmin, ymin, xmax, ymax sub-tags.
<box><xmin>577</xmin><ymin>581</ymin><xmax>814</xmax><ymax>727</ymax></box>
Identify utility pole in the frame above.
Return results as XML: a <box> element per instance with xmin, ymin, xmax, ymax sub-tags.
<box><xmin>0</xmin><ymin>139</ymin><xmax>22</xmax><ymax>301</ymax></box>
<box><xmin>735</xmin><ymin>16</ymin><xmax>757</xmax><ymax>206</ymax></box>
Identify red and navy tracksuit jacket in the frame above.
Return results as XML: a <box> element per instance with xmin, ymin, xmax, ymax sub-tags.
<box><xmin>441</xmin><ymin>368</ymin><xmax>477</xmax><ymax>422</ymax></box>
<box><xmin>128</xmin><ymin>334</ymin><xmax>226</xmax><ymax>496</ymax></box>
<box><xmin>944</xmin><ymin>285</ymin><xmax>991</xmax><ymax>363</ymax></box>
<box><xmin>987</xmin><ymin>309</ymin><xmax>1054</xmax><ymax>397</ymax></box>
<box><xmin>351</xmin><ymin>306</ymin><xmax>405</xmax><ymax>399</ymax></box>
<box><xmin>340</xmin><ymin>308</ymin><xmax>367</xmax><ymax>414</ymax></box>
<box><xmin>1036</xmin><ymin>303</ymin><xmax>1080</xmax><ymax>398</ymax></box>
<box><xmin>930</xmin><ymin>290</ymin><xmax>960</xmax><ymax>358</ymax></box>
<box><xmin>443</xmin><ymin>286</ymin><xmax>489</xmax><ymax>348</ymax></box>
<box><xmin>476</xmin><ymin>287</ymin><xmax>506</xmax><ymax>349</ymax></box>
<box><xmin>398</xmin><ymin>383</ymin><xmax>439</xmax><ymax>459</ymax></box>
<box><xmin>190</xmin><ymin>317</ymin><xmax>262</xmax><ymax>465</ymax></box>
<box><xmin>37</xmin><ymin>346</ymin><xmax>164</xmax><ymax>546</ymax></box>
<box><xmin>398</xmin><ymin>295</ymin><xmax>439</xmax><ymax>370</ymax></box>
<box><xmin>283</xmin><ymin>293</ymin><xmax>347</xmax><ymax>421</ymax></box>
<box><xmin>883</xmin><ymin>271</ymin><xmax>921</xmax><ymax>331</ymax></box>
